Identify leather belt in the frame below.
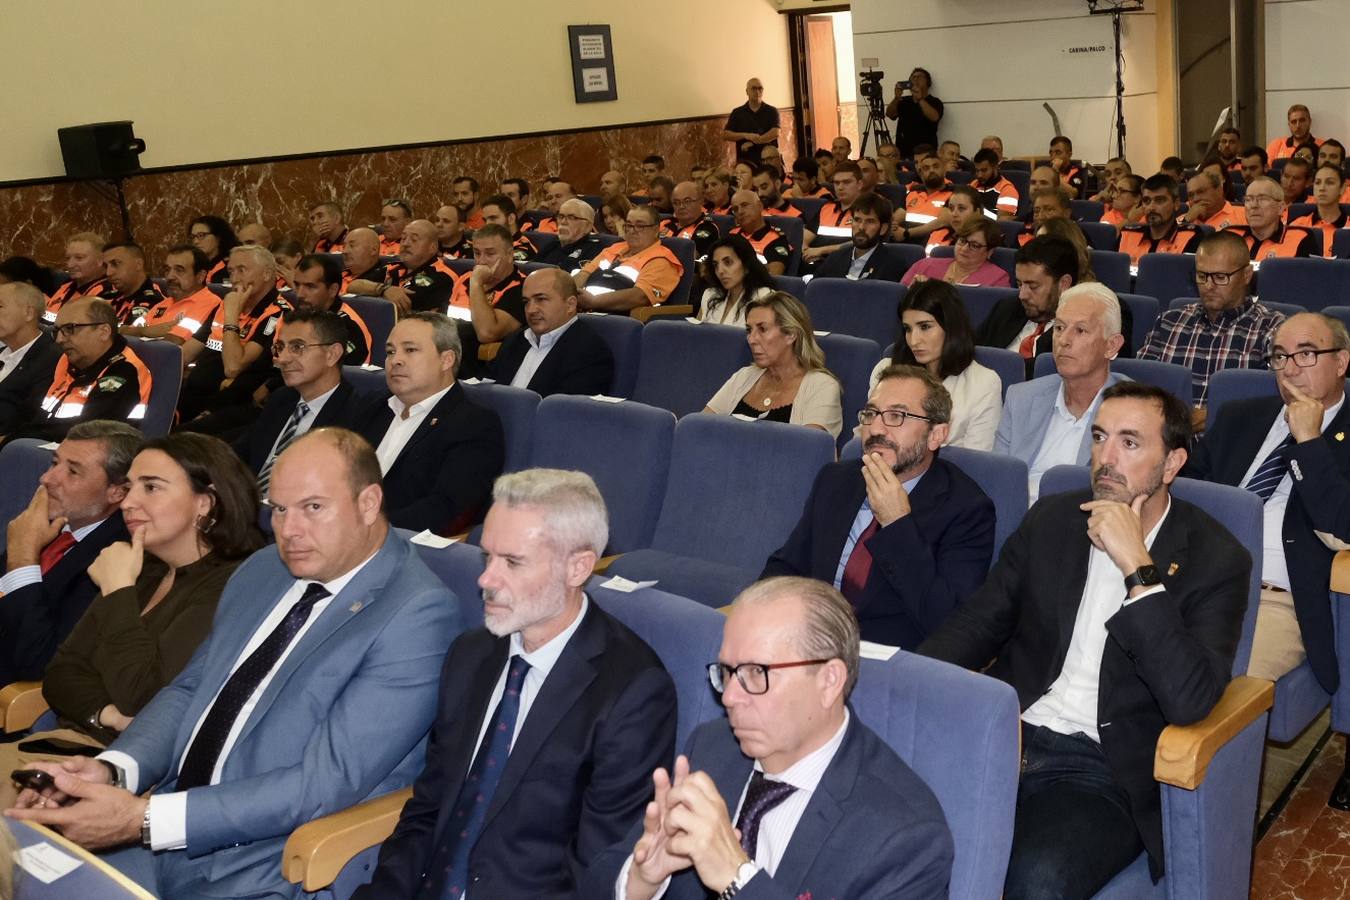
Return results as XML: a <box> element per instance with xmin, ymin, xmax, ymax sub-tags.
<box><xmin>1261</xmin><ymin>582</ymin><xmax>1289</xmax><ymax>593</ymax></box>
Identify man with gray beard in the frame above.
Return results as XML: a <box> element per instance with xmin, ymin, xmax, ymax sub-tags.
<box><xmin>763</xmin><ymin>364</ymin><xmax>994</xmax><ymax>648</ymax></box>
<box><xmin>354</xmin><ymin>469</ymin><xmax>676</xmax><ymax>899</ymax></box>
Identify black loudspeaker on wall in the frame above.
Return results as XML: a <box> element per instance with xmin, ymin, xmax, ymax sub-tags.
<box><xmin>57</xmin><ymin>121</ymin><xmax>146</xmax><ymax>179</ymax></box>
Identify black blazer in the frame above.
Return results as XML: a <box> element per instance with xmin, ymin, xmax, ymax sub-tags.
<box><xmin>763</xmin><ymin>458</ymin><xmax>995</xmax><ymax>648</ymax></box>
<box><xmin>354</xmin><ymin>601</ymin><xmax>677</xmax><ymax>899</ymax></box>
<box><xmin>976</xmin><ymin>295</ymin><xmax>1136</xmax><ymax>376</ymax></box>
<box><xmin>919</xmin><ymin>491</ymin><xmax>1250</xmax><ymax>876</ymax></box>
<box><xmin>1184</xmin><ymin>395</ymin><xmax>1350</xmax><ymax>693</ymax></box>
<box><xmin>234</xmin><ymin>379</ymin><xmax>373</xmax><ymax>474</ymax></box>
<box><xmin>358</xmin><ymin>382</ymin><xmax>504</xmax><ymax>535</ymax></box>
<box><xmin>812</xmin><ymin>243</ymin><xmax>909</xmax><ymax>281</ymax></box>
<box><xmin>0</xmin><ymin>333</ymin><xmax>61</xmax><ymax>434</ymax></box>
<box><xmin>0</xmin><ymin>513</ymin><xmax>129</xmax><ymax>684</ymax></box>
<box><xmin>486</xmin><ymin>318</ymin><xmax>615</xmax><ymax>397</ymax></box>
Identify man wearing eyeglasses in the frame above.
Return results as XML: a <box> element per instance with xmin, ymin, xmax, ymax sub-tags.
<box><xmin>1101</xmin><ymin>174</ymin><xmax>1143</xmax><ymax>230</ymax></box>
<box><xmin>661</xmin><ymin>181</ymin><xmax>721</xmax><ymax>262</ymax></box>
<box><xmin>1137</xmin><ymin>232</ymin><xmax>1284</xmax><ymax>430</ymax></box>
<box><xmin>1225</xmin><ymin>176</ymin><xmax>1320</xmax><ymax>264</ymax></box>
<box><xmin>763</xmin><ymin>366</ymin><xmax>994</xmax><ymax>647</ymax></box>
<box><xmin>1185</xmin><ymin>312</ymin><xmax>1350</xmax><ymax>693</ymax></box>
<box><xmin>25</xmin><ymin>298</ymin><xmax>152</xmax><ymax>440</ymax></box>
<box><xmin>586</xmin><ymin>575</ymin><xmax>953</xmax><ymax>899</ymax></box>
<box><xmin>575</xmin><ymin>205</ymin><xmax>684</xmax><ymax>313</ymax></box>
<box><xmin>539</xmin><ymin>198</ymin><xmax>607</xmax><ymax>269</ymax></box>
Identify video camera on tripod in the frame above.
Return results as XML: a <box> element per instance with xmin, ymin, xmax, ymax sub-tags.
<box><xmin>859</xmin><ymin>68</ymin><xmax>885</xmax><ymax>100</ymax></box>
<box><xmin>857</xmin><ymin>67</ymin><xmax>892</xmax><ymax>154</ymax></box>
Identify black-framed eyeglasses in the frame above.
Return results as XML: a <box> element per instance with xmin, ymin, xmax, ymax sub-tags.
<box><xmin>708</xmin><ymin>660</ymin><xmax>831</xmax><ymax>695</ymax></box>
<box><xmin>1267</xmin><ymin>347</ymin><xmax>1345</xmax><ymax>370</ymax></box>
<box><xmin>272</xmin><ymin>339</ymin><xmax>341</xmax><ymax>358</ymax></box>
<box><xmin>1194</xmin><ymin>265</ymin><xmax>1247</xmax><ymax>286</ymax></box>
<box><xmin>857</xmin><ymin>406</ymin><xmax>932</xmax><ymax>428</ymax></box>
<box><xmin>955</xmin><ymin>237</ymin><xmax>988</xmax><ymax>251</ymax></box>
<box><xmin>53</xmin><ymin>322</ymin><xmax>104</xmax><ymax>339</ymax></box>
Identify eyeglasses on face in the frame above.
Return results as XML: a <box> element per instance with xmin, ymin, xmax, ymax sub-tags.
<box><xmin>857</xmin><ymin>406</ymin><xmax>932</xmax><ymax>428</ymax></box>
<box><xmin>955</xmin><ymin>237</ymin><xmax>988</xmax><ymax>251</ymax></box>
<box><xmin>707</xmin><ymin>659</ymin><xmax>830</xmax><ymax>695</ymax></box>
<box><xmin>1243</xmin><ymin>195</ymin><xmax>1281</xmax><ymax>206</ymax></box>
<box><xmin>272</xmin><ymin>339</ymin><xmax>341</xmax><ymax>358</ymax></box>
<box><xmin>624</xmin><ymin>221</ymin><xmax>657</xmax><ymax>232</ymax></box>
<box><xmin>1267</xmin><ymin>347</ymin><xmax>1344</xmax><ymax>370</ymax></box>
<box><xmin>1193</xmin><ymin>265</ymin><xmax>1246</xmax><ymax>286</ymax></box>
<box><xmin>53</xmin><ymin>322</ymin><xmax>103</xmax><ymax>339</ymax></box>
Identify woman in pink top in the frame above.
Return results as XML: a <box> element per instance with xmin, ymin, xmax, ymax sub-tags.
<box><xmin>901</xmin><ymin>218</ymin><xmax>1010</xmax><ymax>287</ymax></box>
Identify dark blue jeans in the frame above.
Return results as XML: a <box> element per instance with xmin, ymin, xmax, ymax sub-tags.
<box><xmin>1003</xmin><ymin>724</ymin><xmax>1144</xmax><ymax>900</ymax></box>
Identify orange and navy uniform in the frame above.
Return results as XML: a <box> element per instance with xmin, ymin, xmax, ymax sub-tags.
<box><xmin>44</xmin><ymin>275</ymin><xmax>112</xmax><ymax>325</ymax></box>
<box><xmin>206</xmin><ymin>258</ymin><xmax>229</xmax><ymax>285</ymax></box>
<box><xmin>512</xmin><ymin>232</ymin><xmax>542</xmax><ymax>264</ymax></box>
<box><xmin>815</xmin><ymin>202</ymin><xmax>855</xmax><ymax>241</ymax></box>
<box><xmin>133</xmin><ymin>287</ymin><xmax>221</xmax><ymax>343</ymax></box>
<box><xmin>925</xmin><ymin>228</ymin><xmax>957</xmax><ymax>256</ymax></box>
<box><xmin>38</xmin><ymin>336</ymin><xmax>152</xmax><ymax>434</ymax></box>
<box><xmin>178</xmin><ymin>289</ymin><xmax>287</xmax><ymax>421</ymax></box>
<box><xmin>1266</xmin><ymin>135</ymin><xmax>1323</xmax><ymax>163</ymax></box>
<box><xmin>904</xmin><ymin>184</ymin><xmax>954</xmax><ymax>225</ymax></box>
<box><xmin>786</xmin><ymin>185</ymin><xmax>833</xmax><ymax>200</ymax></box>
<box><xmin>1189</xmin><ymin>202</ymin><xmax>1246</xmax><ymax>231</ymax></box>
<box><xmin>707</xmin><ymin>203</ymin><xmax>732</xmax><ymax>217</ymax></box>
<box><xmin>661</xmin><ymin>216</ymin><xmax>720</xmax><ymax>261</ymax></box>
<box><xmin>378</xmin><ymin>236</ymin><xmax>402</xmax><ymax>256</ymax></box>
<box><xmin>531</xmin><ymin>217</ymin><xmax>560</xmax><ymax>234</ymax></box>
<box><xmin>1060</xmin><ymin>165</ymin><xmax>1088</xmax><ymax>197</ymax></box>
<box><xmin>111</xmin><ymin>280</ymin><xmax>167</xmax><ymax>326</ymax></box>
<box><xmin>1102</xmin><ymin>207</ymin><xmax>1127</xmax><ymax>228</ymax></box>
<box><xmin>440</xmin><ymin>235</ymin><xmax>474</xmax><ymax>261</ymax></box>
<box><xmin>1291</xmin><ymin>208</ymin><xmax>1350</xmax><ymax>258</ymax></box>
<box><xmin>972</xmin><ymin>175</ymin><xmax>1020</xmax><ymax>216</ymax></box>
<box><xmin>1119</xmin><ymin>222</ymin><xmax>1202</xmax><ymax>272</ymax></box>
<box><xmin>314</xmin><ymin>230</ymin><xmax>348</xmax><ymax>254</ymax></box>
<box><xmin>1016</xmin><ymin>225</ymin><xmax>1037</xmax><ymax>247</ymax></box>
<box><xmin>730</xmin><ymin>224</ymin><xmax>793</xmax><ymax>270</ymax></box>
<box><xmin>763</xmin><ymin>202</ymin><xmax>802</xmax><ymax>219</ymax></box>
<box><xmin>1225</xmin><ymin>222</ymin><xmax>1321</xmax><ymax>267</ymax></box>
<box><xmin>341</xmin><ymin>262</ymin><xmax>390</xmax><ymax>295</ymax></box>
<box><xmin>387</xmin><ymin>258</ymin><xmax>460</xmax><ymax>312</ymax></box>
<box><xmin>464</xmin><ymin>209</ymin><xmax>486</xmax><ymax>230</ymax></box>
<box><xmin>579</xmin><ymin>241</ymin><xmax>684</xmax><ymax>306</ymax></box>
<box><xmin>448</xmin><ymin>267</ymin><xmax>526</xmax><ymax>325</ymax></box>
<box><xmin>274</xmin><ymin>300</ymin><xmax>372</xmax><ymax>365</ymax></box>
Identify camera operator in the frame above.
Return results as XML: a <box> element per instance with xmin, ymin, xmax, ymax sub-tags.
<box><xmin>885</xmin><ymin>67</ymin><xmax>943</xmax><ymax>158</ymax></box>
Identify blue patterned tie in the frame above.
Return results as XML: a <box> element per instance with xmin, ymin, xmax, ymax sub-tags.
<box><xmin>257</xmin><ymin>401</ymin><xmax>309</xmax><ymax>494</ymax></box>
<box><xmin>735</xmin><ymin>770</ymin><xmax>797</xmax><ymax>860</ymax></box>
<box><xmin>1243</xmin><ymin>434</ymin><xmax>1295</xmax><ymax>502</ymax></box>
<box><xmin>432</xmin><ymin>655</ymin><xmax>531</xmax><ymax>898</ymax></box>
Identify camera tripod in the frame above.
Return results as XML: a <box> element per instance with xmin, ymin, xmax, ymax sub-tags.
<box><xmin>860</xmin><ymin>90</ymin><xmax>892</xmax><ymax>157</ymax></box>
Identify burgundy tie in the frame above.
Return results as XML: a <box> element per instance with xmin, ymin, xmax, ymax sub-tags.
<box><xmin>39</xmin><ymin>531</ymin><xmax>77</xmax><ymax>575</ymax></box>
<box><xmin>840</xmin><ymin>518</ymin><xmax>880</xmax><ymax>605</ymax></box>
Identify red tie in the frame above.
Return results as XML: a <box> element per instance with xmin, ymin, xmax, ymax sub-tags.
<box><xmin>1019</xmin><ymin>322</ymin><xmax>1047</xmax><ymax>359</ymax></box>
<box><xmin>39</xmin><ymin>531</ymin><xmax>77</xmax><ymax>575</ymax></box>
<box><xmin>840</xmin><ymin>518</ymin><xmax>880</xmax><ymax>605</ymax></box>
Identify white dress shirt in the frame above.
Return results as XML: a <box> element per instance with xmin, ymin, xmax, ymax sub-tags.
<box><xmin>101</xmin><ymin>550</ymin><xmax>379</xmax><ymax>850</ymax></box>
<box><xmin>375</xmin><ymin>383</ymin><xmax>454</xmax><ymax>474</ymax></box>
<box><xmin>0</xmin><ymin>333</ymin><xmax>40</xmax><ymax>386</ymax></box>
<box><xmin>1028</xmin><ymin>381</ymin><xmax>1106</xmax><ymax>501</ymax></box>
<box><xmin>259</xmin><ymin>383</ymin><xmax>338</xmax><ymax>466</ymax></box>
<box><xmin>0</xmin><ymin>518</ymin><xmax>108</xmax><ymax>595</ymax></box>
<box><xmin>846</xmin><ymin>245</ymin><xmax>879</xmax><ymax>280</ymax></box>
<box><xmin>1237</xmin><ymin>395</ymin><xmax>1345</xmax><ymax>591</ymax></box>
<box><xmin>1022</xmin><ymin>501</ymin><xmax>1170</xmax><ymax>742</ymax></box>
<box><xmin>618</xmin><ymin>711</ymin><xmax>852</xmax><ymax>899</ymax></box>
<box><xmin>509</xmin><ymin>315</ymin><xmax>579</xmax><ymax>389</ymax></box>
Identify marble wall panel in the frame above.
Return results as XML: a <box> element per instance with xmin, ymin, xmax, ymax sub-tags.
<box><xmin>0</xmin><ymin>110</ymin><xmax>795</xmax><ymax>270</ymax></box>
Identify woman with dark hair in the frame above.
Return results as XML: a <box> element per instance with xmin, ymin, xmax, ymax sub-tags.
<box><xmin>600</xmin><ymin>195</ymin><xmax>631</xmax><ymax>236</ymax></box>
<box><xmin>698</xmin><ymin>234</ymin><xmax>776</xmax><ymax>326</ymax></box>
<box><xmin>0</xmin><ymin>256</ymin><xmax>56</xmax><ymax>296</ymax></box>
<box><xmin>902</xmin><ymin>218</ymin><xmax>1010</xmax><ymax>287</ymax></box>
<box><xmin>188</xmin><ymin>215</ymin><xmax>240</xmax><ymax>284</ymax></box>
<box><xmin>871</xmin><ymin>280</ymin><xmax>1001</xmax><ymax>450</ymax></box>
<box><xmin>39</xmin><ymin>433</ymin><xmax>263</xmax><ymax>747</ymax></box>
<box><xmin>271</xmin><ymin>237</ymin><xmax>305</xmax><ymax>289</ymax></box>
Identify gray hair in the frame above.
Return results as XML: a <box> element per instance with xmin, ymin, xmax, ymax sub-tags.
<box><xmin>491</xmin><ymin>468</ymin><xmax>609</xmax><ymax>556</ymax></box>
<box><xmin>65</xmin><ymin>420</ymin><xmax>143</xmax><ymax>484</ymax></box>
<box><xmin>400</xmin><ymin>311</ymin><xmax>463</xmax><ymax>374</ymax></box>
<box><xmin>229</xmin><ymin>243</ymin><xmax>278</xmax><ymax>277</ymax></box>
<box><xmin>1059</xmin><ymin>282</ymin><xmax>1122</xmax><ymax>339</ymax></box>
<box><xmin>558</xmin><ymin>198</ymin><xmax>596</xmax><ymax>223</ymax></box>
<box><xmin>733</xmin><ymin>576</ymin><xmax>861</xmax><ymax>697</ymax></box>
<box><xmin>2</xmin><ymin>281</ymin><xmax>46</xmax><ymax>320</ymax></box>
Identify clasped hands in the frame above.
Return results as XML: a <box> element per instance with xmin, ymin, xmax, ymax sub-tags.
<box><xmin>4</xmin><ymin>757</ymin><xmax>146</xmax><ymax>850</ymax></box>
<box><xmin>625</xmin><ymin>756</ymin><xmax>749</xmax><ymax>900</ymax></box>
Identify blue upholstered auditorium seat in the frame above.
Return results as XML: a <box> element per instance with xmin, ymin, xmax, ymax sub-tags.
<box><xmin>342</xmin><ymin>295</ymin><xmax>395</xmax><ymax>367</ymax></box>
<box><xmin>632</xmin><ymin>320</ymin><xmax>749</xmax><ymax>417</ymax></box>
<box><xmin>803</xmin><ymin>277</ymin><xmax>903</xmax><ymax>343</ymax></box>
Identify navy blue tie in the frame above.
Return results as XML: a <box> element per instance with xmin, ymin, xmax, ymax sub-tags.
<box><xmin>735</xmin><ymin>770</ymin><xmax>796</xmax><ymax>860</ymax></box>
<box><xmin>1244</xmin><ymin>434</ymin><xmax>1295</xmax><ymax>502</ymax></box>
<box><xmin>428</xmin><ymin>655</ymin><xmax>531</xmax><ymax>898</ymax></box>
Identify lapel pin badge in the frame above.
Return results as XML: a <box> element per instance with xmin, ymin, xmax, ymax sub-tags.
<box><xmin>430</xmin><ymin>418</ymin><xmax>439</xmax><ymax>427</ymax></box>
<box><xmin>1167</xmin><ymin>563</ymin><xmax>1179</xmax><ymax>576</ymax></box>
<box><xmin>1336</xmin><ymin>432</ymin><xmax>1345</xmax><ymax>442</ymax></box>
<box><xmin>349</xmin><ymin>601</ymin><xmax>363</xmax><ymax>613</ymax></box>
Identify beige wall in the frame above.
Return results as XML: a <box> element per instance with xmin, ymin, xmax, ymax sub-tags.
<box><xmin>0</xmin><ymin>0</ymin><xmax>792</xmax><ymax>183</ymax></box>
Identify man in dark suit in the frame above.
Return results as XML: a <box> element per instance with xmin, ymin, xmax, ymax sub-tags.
<box><xmin>812</xmin><ymin>192</ymin><xmax>908</xmax><ymax>281</ymax></box>
<box><xmin>763</xmin><ymin>364</ymin><xmax>994</xmax><ymax>647</ymax></box>
<box><xmin>586</xmin><ymin>576</ymin><xmax>953</xmax><ymax>899</ymax></box>
<box><xmin>0</xmin><ymin>282</ymin><xmax>62</xmax><ymax>434</ymax></box>
<box><xmin>921</xmin><ymin>382</ymin><xmax>1251</xmax><ymax>896</ymax></box>
<box><xmin>0</xmin><ymin>420</ymin><xmax>140</xmax><ymax>683</ymax></box>
<box><xmin>977</xmin><ymin>236</ymin><xmax>1134</xmax><ymax>374</ymax></box>
<box><xmin>487</xmin><ymin>268</ymin><xmax>614</xmax><ymax>397</ymax></box>
<box><xmin>1184</xmin><ymin>312</ymin><xmax>1350</xmax><ymax>694</ymax></box>
<box><xmin>359</xmin><ymin>311</ymin><xmax>504</xmax><ymax>534</ymax></box>
<box><xmin>355</xmin><ymin>469</ymin><xmax>677</xmax><ymax>898</ymax></box>
<box><xmin>236</xmin><ymin>308</ymin><xmax>373</xmax><ymax>478</ymax></box>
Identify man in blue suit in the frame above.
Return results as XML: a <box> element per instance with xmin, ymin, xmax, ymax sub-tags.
<box><xmin>763</xmin><ymin>364</ymin><xmax>994</xmax><ymax>647</ymax></box>
<box><xmin>8</xmin><ymin>428</ymin><xmax>462</xmax><ymax>899</ymax></box>
<box><xmin>995</xmin><ymin>282</ymin><xmax>1130</xmax><ymax>501</ymax></box>
<box><xmin>586</xmin><ymin>576</ymin><xmax>952</xmax><ymax>899</ymax></box>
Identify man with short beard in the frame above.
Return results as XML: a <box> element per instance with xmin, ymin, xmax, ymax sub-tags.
<box><xmin>538</xmin><ymin>199</ymin><xmax>606</xmax><ymax>269</ymax></box>
<box><xmin>812</xmin><ymin>193</ymin><xmax>907</xmax><ymax>281</ymax></box>
<box><xmin>922</xmin><ymin>381</ymin><xmax>1250</xmax><ymax>897</ymax></box>
<box><xmin>1118</xmin><ymin>175</ymin><xmax>1201</xmax><ymax>274</ymax></box>
<box><xmin>762</xmin><ymin>365</ymin><xmax>994</xmax><ymax>647</ymax></box>
<box><xmin>354</xmin><ymin>469</ymin><xmax>677</xmax><ymax>898</ymax></box>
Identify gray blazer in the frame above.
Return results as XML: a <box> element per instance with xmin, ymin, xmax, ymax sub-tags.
<box><xmin>994</xmin><ymin>371</ymin><xmax>1132</xmax><ymax>465</ymax></box>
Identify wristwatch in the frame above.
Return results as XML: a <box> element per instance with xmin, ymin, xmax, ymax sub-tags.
<box><xmin>141</xmin><ymin>804</ymin><xmax>152</xmax><ymax>848</ymax></box>
<box><xmin>98</xmin><ymin>759</ymin><xmax>127</xmax><ymax>791</ymax></box>
<box><xmin>719</xmin><ymin>861</ymin><xmax>757</xmax><ymax>899</ymax></box>
<box><xmin>1124</xmin><ymin>564</ymin><xmax>1162</xmax><ymax>592</ymax></box>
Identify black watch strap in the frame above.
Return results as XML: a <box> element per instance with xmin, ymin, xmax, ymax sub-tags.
<box><xmin>1124</xmin><ymin>565</ymin><xmax>1161</xmax><ymax>592</ymax></box>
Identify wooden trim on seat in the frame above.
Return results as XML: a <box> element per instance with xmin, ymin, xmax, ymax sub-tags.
<box><xmin>592</xmin><ymin>554</ymin><xmax>620</xmax><ymax>574</ymax></box>
<box><xmin>1330</xmin><ymin>550</ymin><xmax>1350</xmax><ymax>594</ymax></box>
<box><xmin>282</xmin><ymin>786</ymin><xmax>412</xmax><ymax>891</ymax></box>
<box><xmin>1153</xmin><ymin>676</ymin><xmax>1274</xmax><ymax>790</ymax></box>
<box><xmin>0</xmin><ymin>681</ymin><xmax>47</xmax><ymax>733</ymax></box>
<box><xmin>631</xmin><ymin>304</ymin><xmax>694</xmax><ymax>324</ymax></box>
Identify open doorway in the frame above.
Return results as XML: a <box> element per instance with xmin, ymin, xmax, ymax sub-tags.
<box><xmin>789</xmin><ymin>9</ymin><xmax>859</xmax><ymax>161</ymax></box>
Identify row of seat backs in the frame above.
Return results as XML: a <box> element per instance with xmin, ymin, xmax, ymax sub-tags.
<box><xmin>1134</xmin><ymin>254</ymin><xmax>1350</xmax><ymax>309</ymax></box>
<box><xmin>413</xmin><ymin>537</ymin><xmax>1020</xmax><ymax>900</ymax></box>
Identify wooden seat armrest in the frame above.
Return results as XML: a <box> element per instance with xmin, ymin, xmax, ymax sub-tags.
<box><xmin>1153</xmin><ymin>676</ymin><xmax>1274</xmax><ymax>790</ymax></box>
<box><xmin>592</xmin><ymin>554</ymin><xmax>622</xmax><ymax>574</ymax></box>
<box><xmin>631</xmin><ymin>305</ymin><xmax>694</xmax><ymax>323</ymax></box>
<box><xmin>477</xmin><ymin>341</ymin><xmax>501</xmax><ymax>361</ymax></box>
<box><xmin>282</xmin><ymin>786</ymin><xmax>412</xmax><ymax>891</ymax></box>
<box><xmin>0</xmin><ymin>681</ymin><xmax>47</xmax><ymax>733</ymax></box>
<box><xmin>1331</xmin><ymin>550</ymin><xmax>1350</xmax><ymax>594</ymax></box>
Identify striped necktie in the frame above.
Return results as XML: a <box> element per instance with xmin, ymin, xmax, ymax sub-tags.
<box><xmin>1243</xmin><ymin>434</ymin><xmax>1295</xmax><ymax>502</ymax></box>
<box><xmin>257</xmin><ymin>401</ymin><xmax>309</xmax><ymax>494</ymax></box>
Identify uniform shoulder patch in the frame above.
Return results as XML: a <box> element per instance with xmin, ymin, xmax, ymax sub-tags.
<box><xmin>97</xmin><ymin>375</ymin><xmax>127</xmax><ymax>392</ymax></box>
<box><xmin>414</xmin><ymin>274</ymin><xmax>433</xmax><ymax>288</ymax></box>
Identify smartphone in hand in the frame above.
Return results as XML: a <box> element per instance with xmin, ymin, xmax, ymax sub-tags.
<box><xmin>11</xmin><ymin>768</ymin><xmax>54</xmax><ymax>793</ymax></box>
